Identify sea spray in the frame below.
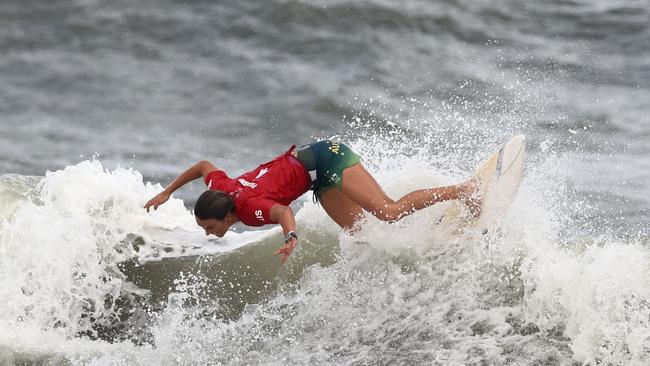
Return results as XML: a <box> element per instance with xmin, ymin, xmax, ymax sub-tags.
<box><xmin>0</xmin><ymin>160</ymin><xmax>195</xmax><ymax>345</ymax></box>
<box><xmin>1</xmin><ymin>131</ymin><xmax>648</xmax><ymax>365</ymax></box>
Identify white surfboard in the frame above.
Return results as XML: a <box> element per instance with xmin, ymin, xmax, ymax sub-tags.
<box><xmin>439</xmin><ymin>135</ymin><xmax>525</xmax><ymax>231</ymax></box>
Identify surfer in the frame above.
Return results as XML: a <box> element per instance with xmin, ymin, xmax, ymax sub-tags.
<box><xmin>144</xmin><ymin>140</ymin><xmax>480</xmax><ymax>262</ymax></box>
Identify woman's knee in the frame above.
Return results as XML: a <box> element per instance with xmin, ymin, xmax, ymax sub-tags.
<box><xmin>371</xmin><ymin>203</ymin><xmax>402</xmax><ymax>222</ymax></box>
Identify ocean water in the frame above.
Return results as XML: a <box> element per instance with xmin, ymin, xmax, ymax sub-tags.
<box><xmin>1</xmin><ymin>0</ymin><xmax>649</xmax><ymax>365</ymax></box>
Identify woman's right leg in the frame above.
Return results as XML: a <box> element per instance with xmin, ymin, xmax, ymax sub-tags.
<box><xmin>339</xmin><ymin>164</ymin><xmax>480</xmax><ymax>222</ymax></box>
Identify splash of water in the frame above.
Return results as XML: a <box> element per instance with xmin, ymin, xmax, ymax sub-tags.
<box><xmin>1</xmin><ymin>126</ymin><xmax>649</xmax><ymax>365</ymax></box>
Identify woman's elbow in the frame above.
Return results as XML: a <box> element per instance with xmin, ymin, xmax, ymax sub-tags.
<box><xmin>197</xmin><ymin>160</ymin><xmax>218</xmax><ymax>175</ymax></box>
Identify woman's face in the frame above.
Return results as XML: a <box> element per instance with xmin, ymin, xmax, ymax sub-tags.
<box><xmin>196</xmin><ymin>217</ymin><xmax>230</xmax><ymax>237</ymax></box>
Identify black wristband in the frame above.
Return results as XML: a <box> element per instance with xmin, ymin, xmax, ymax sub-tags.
<box><xmin>284</xmin><ymin>231</ymin><xmax>298</xmax><ymax>243</ymax></box>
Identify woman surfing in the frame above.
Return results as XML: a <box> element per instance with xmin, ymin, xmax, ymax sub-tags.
<box><xmin>144</xmin><ymin>140</ymin><xmax>480</xmax><ymax>262</ymax></box>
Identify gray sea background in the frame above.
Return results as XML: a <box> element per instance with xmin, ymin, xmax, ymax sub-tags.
<box><xmin>1</xmin><ymin>0</ymin><xmax>649</xmax><ymax>365</ymax></box>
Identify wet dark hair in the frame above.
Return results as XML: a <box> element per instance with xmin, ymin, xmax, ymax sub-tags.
<box><xmin>194</xmin><ymin>190</ymin><xmax>234</xmax><ymax>220</ymax></box>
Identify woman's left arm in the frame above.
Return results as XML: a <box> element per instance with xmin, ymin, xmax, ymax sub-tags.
<box><xmin>269</xmin><ymin>204</ymin><xmax>298</xmax><ymax>263</ymax></box>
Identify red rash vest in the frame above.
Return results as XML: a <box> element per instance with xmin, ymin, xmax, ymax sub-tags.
<box><xmin>203</xmin><ymin>145</ymin><xmax>312</xmax><ymax>227</ymax></box>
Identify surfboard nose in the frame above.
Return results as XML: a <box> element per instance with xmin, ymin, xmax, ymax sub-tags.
<box><xmin>511</xmin><ymin>134</ymin><xmax>525</xmax><ymax>145</ymax></box>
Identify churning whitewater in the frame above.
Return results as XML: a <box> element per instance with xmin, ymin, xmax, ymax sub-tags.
<box><xmin>1</xmin><ymin>127</ymin><xmax>649</xmax><ymax>365</ymax></box>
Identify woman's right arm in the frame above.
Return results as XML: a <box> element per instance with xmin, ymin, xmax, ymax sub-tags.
<box><xmin>144</xmin><ymin>160</ymin><xmax>218</xmax><ymax>212</ymax></box>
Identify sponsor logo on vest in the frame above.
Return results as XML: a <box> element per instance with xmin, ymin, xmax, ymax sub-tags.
<box><xmin>238</xmin><ymin>179</ymin><xmax>258</xmax><ymax>189</ymax></box>
<box><xmin>255</xmin><ymin>209</ymin><xmax>264</xmax><ymax>222</ymax></box>
<box><xmin>255</xmin><ymin>168</ymin><xmax>269</xmax><ymax>180</ymax></box>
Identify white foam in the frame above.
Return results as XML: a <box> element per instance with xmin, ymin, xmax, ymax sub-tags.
<box><xmin>1</xmin><ymin>136</ymin><xmax>648</xmax><ymax>365</ymax></box>
<box><xmin>0</xmin><ymin>160</ymin><xmax>268</xmax><ymax>350</ymax></box>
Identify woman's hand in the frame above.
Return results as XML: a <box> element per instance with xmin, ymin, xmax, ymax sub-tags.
<box><xmin>143</xmin><ymin>160</ymin><xmax>219</xmax><ymax>213</ymax></box>
<box><xmin>273</xmin><ymin>237</ymin><xmax>298</xmax><ymax>263</ymax></box>
<box><xmin>144</xmin><ymin>190</ymin><xmax>171</xmax><ymax>212</ymax></box>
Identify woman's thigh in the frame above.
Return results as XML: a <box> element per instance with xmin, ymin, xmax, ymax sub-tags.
<box><xmin>339</xmin><ymin>163</ymin><xmax>393</xmax><ymax>214</ymax></box>
<box><xmin>319</xmin><ymin>187</ymin><xmax>365</xmax><ymax>230</ymax></box>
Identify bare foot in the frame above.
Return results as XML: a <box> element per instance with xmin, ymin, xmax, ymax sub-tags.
<box><xmin>458</xmin><ymin>178</ymin><xmax>483</xmax><ymax>217</ymax></box>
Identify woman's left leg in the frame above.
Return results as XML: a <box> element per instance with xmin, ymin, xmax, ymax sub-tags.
<box><xmin>339</xmin><ymin>163</ymin><xmax>479</xmax><ymax>222</ymax></box>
